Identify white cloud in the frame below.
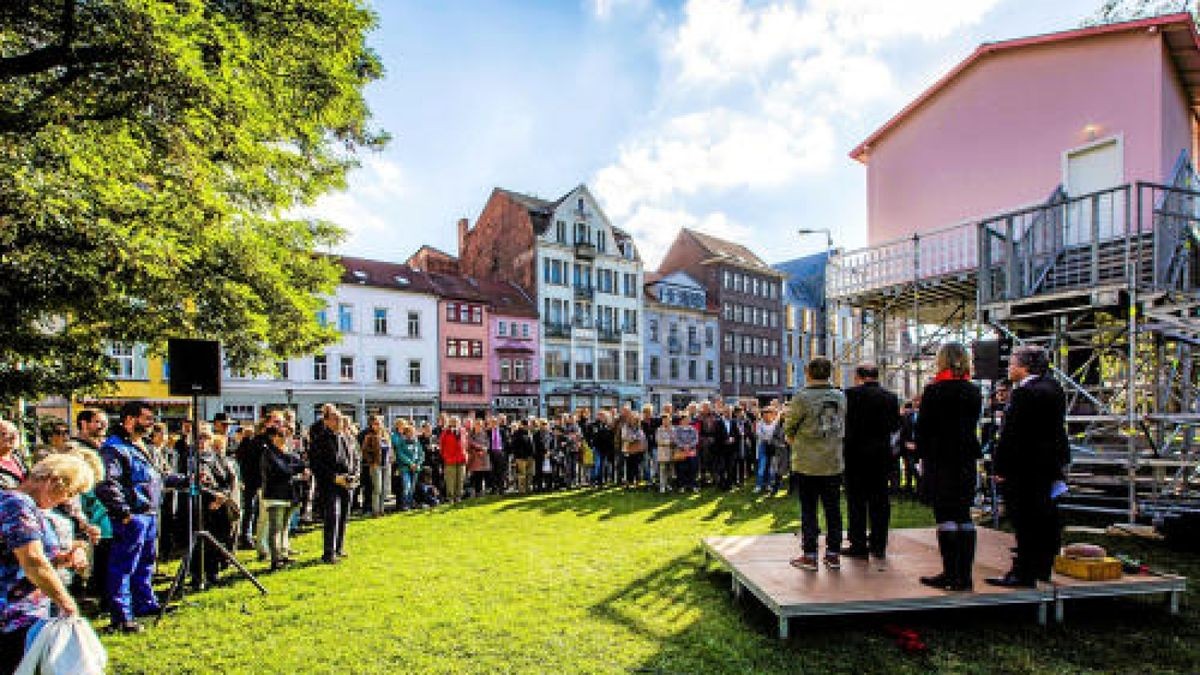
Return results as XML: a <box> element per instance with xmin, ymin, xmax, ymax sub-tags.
<box><xmin>294</xmin><ymin>155</ymin><xmax>410</xmax><ymax>244</ymax></box>
<box><xmin>591</xmin><ymin>0</ymin><xmax>999</xmax><ymax>265</ymax></box>
<box><xmin>622</xmin><ymin>205</ymin><xmax>753</xmax><ymax>269</ymax></box>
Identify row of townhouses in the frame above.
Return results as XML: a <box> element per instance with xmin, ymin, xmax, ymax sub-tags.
<box><xmin>65</xmin><ymin>182</ymin><xmax>833</xmax><ymax>428</ymax></box>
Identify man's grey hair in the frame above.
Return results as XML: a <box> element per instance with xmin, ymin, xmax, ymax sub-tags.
<box><xmin>1011</xmin><ymin>345</ymin><xmax>1050</xmax><ymax>376</ymax></box>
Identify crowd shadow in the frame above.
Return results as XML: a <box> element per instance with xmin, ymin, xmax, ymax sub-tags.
<box><xmin>491</xmin><ymin>483</ymin><xmax>803</xmax><ymax>533</ymax></box>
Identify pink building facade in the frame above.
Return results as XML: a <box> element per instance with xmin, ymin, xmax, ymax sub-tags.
<box><xmin>851</xmin><ymin>14</ymin><xmax>1200</xmax><ymax>246</ymax></box>
<box><xmin>483</xmin><ymin>279</ymin><xmax>540</xmax><ymax>418</ymax></box>
<box><xmin>430</xmin><ymin>274</ymin><xmax>491</xmax><ymax>416</ymax></box>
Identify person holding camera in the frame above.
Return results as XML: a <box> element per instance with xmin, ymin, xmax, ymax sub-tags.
<box><xmin>309</xmin><ymin>405</ymin><xmax>359</xmax><ymax>564</ymax></box>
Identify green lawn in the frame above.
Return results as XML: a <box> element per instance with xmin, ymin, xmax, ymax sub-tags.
<box><xmin>99</xmin><ymin>488</ymin><xmax>1198</xmax><ymax>674</ymax></box>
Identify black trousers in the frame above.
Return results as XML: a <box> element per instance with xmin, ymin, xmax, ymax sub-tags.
<box><xmin>622</xmin><ymin>453</ymin><xmax>643</xmax><ymax>484</ymax></box>
<box><xmin>490</xmin><ymin>451</ymin><xmax>507</xmax><ymax>493</ymax></box>
<box><xmin>240</xmin><ymin>486</ymin><xmax>259</xmax><ymax>539</ymax></box>
<box><xmin>845</xmin><ymin>468</ymin><xmax>891</xmax><ymax>555</ymax></box>
<box><xmin>1005</xmin><ymin>483</ymin><xmax>1060</xmax><ymax>582</ymax></box>
<box><xmin>713</xmin><ymin>450</ymin><xmax>735</xmax><ymax>490</ymax></box>
<box><xmin>191</xmin><ymin>502</ymin><xmax>233</xmax><ymax>586</ymax></box>
<box><xmin>794</xmin><ymin>473</ymin><xmax>843</xmax><ymax>554</ymax></box>
<box><xmin>322</xmin><ymin>485</ymin><xmax>351</xmax><ymax>559</ymax></box>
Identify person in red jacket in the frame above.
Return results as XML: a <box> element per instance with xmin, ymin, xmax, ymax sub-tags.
<box><xmin>439</xmin><ymin>417</ymin><xmax>468</xmax><ymax>503</ymax></box>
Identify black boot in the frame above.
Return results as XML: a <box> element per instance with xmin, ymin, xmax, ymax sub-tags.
<box><xmin>920</xmin><ymin>529</ymin><xmax>957</xmax><ymax>589</ymax></box>
<box><xmin>948</xmin><ymin>526</ymin><xmax>976</xmax><ymax>591</ymax></box>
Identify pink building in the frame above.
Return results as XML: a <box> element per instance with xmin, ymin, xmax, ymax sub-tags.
<box><xmin>480</xmin><ymin>279</ymin><xmax>541</xmax><ymax>417</ymax></box>
<box><xmin>850</xmin><ymin>13</ymin><xmax>1200</xmax><ymax>246</ymax></box>
<box><xmin>830</xmin><ymin>13</ymin><xmax>1200</xmax><ymax>310</ymax></box>
<box><xmin>428</xmin><ymin>272</ymin><xmax>491</xmax><ymax>417</ymax></box>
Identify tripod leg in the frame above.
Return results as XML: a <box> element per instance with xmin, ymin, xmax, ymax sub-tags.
<box><xmin>196</xmin><ymin>531</ymin><xmax>268</xmax><ymax>595</ymax></box>
<box><xmin>161</xmin><ymin>531</ymin><xmax>198</xmax><ymax>614</ymax></box>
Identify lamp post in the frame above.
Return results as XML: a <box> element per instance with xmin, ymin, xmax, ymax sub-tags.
<box><xmin>797</xmin><ymin>228</ymin><xmax>834</xmax><ymax>362</ymax></box>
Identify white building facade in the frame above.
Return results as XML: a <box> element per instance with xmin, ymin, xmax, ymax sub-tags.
<box><xmin>217</xmin><ymin>258</ymin><xmax>440</xmax><ymax>428</ymax></box>
<box><xmin>538</xmin><ymin>185</ymin><xmax>644</xmax><ymax>417</ymax></box>
<box><xmin>643</xmin><ymin>272</ymin><xmax>721</xmax><ymax>410</ymax></box>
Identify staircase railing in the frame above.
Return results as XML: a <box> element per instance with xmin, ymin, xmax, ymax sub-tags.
<box><xmin>1146</xmin><ymin>156</ymin><xmax>1200</xmax><ymax>295</ymax></box>
<box><xmin>979</xmin><ymin>184</ymin><xmax>1133</xmax><ymax>303</ymax></box>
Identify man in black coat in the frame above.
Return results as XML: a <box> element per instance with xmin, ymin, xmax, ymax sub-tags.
<box><xmin>309</xmin><ymin>405</ymin><xmax>358</xmax><ymax>564</ymax></box>
<box><xmin>841</xmin><ymin>364</ymin><xmax>901</xmax><ymax>559</ymax></box>
<box><xmin>987</xmin><ymin>345</ymin><xmax>1070</xmax><ymax>587</ymax></box>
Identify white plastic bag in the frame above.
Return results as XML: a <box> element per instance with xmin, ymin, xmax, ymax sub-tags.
<box><xmin>15</xmin><ymin>616</ymin><xmax>108</xmax><ymax>675</ymax></box>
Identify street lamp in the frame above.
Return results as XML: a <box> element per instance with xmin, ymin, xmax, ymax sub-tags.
<box><xmin>797</xmin><ymin>228</ymin><xmax>834</xmax><ymax>362</ymax></box>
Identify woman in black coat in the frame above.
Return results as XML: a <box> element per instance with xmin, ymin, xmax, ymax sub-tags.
<box><xmin>916</xmin><ymin>342</ymin><xmax>983</xmax><ymax>592</ymax></box>
<box><xmin>260</xmin><ymin>427</ymin><xmax>307</xmax><ymax>569</ymax></box>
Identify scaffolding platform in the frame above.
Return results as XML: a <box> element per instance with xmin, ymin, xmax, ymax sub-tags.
<box><xmin>700</xmin><ymin>528</ymin><xmax>1185</xmax><ymax>639</ymax></box>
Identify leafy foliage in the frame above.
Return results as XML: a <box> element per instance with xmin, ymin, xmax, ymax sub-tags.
<box><xmin>1083</xmin><ymin>0</ymin><xmax>1197</xmax><ymax>26</ymax></box>
<box><xmin>0</xmin><ymin>0</ymin><xmax>386</xmax><ymax>401</ymax></box>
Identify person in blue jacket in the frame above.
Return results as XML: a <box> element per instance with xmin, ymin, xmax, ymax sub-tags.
<box><xmin>95</xmin><ymin>401</ymin><xmax>186</xmax><ymax>633</ymax></box>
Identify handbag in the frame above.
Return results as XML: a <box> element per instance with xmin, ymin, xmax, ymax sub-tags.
<box><xmin>16</xmin><ymin>617</ymin><xmax>107</xmax><ymax>675</ymax></box>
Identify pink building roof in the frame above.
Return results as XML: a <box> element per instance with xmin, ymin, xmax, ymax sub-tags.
<box><xmin>850</xmin><ymin>13</ymin><xmax>1200</xmax><ymax>163</ymax></box>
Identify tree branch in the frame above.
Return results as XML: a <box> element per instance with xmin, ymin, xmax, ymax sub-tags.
<box><xmin>0</xmin><ymin>44</ymin><xmax>127</xmax><ymax>79</ymax></box>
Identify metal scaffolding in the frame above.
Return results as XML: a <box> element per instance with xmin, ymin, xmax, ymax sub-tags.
<box><xmin>828</xmin><ymin>175</ymin><xmax>1200</xmax><ymax>523</ymax></box>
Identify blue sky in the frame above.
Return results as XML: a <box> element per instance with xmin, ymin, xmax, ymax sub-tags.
<box><xmin>307</xmin><ymin>0</ymin><xmax>1112</xmax><ymax>269</ymax></box>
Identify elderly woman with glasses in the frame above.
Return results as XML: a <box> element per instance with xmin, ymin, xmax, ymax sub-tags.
<box><xmin>0</xmin><ymin>451</ymin><xmax>95</xmax><ymax>672</ymax></box>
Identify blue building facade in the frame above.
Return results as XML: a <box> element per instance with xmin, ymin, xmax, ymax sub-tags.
<box><xmin>773</xmin><ymin>253</ymin><xmax>827</xmax><ymax>399</ymax></box>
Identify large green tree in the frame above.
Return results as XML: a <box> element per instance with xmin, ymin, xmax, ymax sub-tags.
<box><xmin>0</xmin><ymin>0</ymin><xmax>385</xmax><ymax>402</ymax></box>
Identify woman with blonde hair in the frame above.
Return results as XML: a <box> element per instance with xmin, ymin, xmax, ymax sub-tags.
<box><xmin>0</xmin><ymin>453</ymin><xmax>95</xmax><ymax>672</ymax></box>
<box><xmin>917</xmin><ymin>342</ymin><xmax>983</xmax><ymax>592</ymax></box>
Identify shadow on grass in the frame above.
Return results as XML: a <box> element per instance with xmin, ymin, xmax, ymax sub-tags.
<box><xmin>491</xmin><ymin>484</ymin><xmax>804</xmax><ymax>531</ymax></box>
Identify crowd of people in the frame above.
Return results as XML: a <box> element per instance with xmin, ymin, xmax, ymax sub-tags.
<box><xmin>0</xmin><ymin>342</ymin><xmax>1068</xmax><ymax>671</ymax></box>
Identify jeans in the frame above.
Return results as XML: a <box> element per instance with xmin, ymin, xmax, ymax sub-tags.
<box><xmin>592</xmin><ymin>454</ymin><xmax>606</xmax><ymax>485</ymax></box>
<box><xmin>794</xmin><ymin>473</ymin><xmax>843</xmax><ymax>555</ymax></box>
<box><xmin>399</xmin><ymin>467</ymin><xmax>418</xmax><ymax>508</ymax></box>
<box><xmin>755</xmin><ymin>444</ymin><xmax>771</xmax><ymax>490</ymax></box>
<box><xmin>371</xmin><ymin>463</ymin><xmax>390</xmax><ymax>515</ymax></box>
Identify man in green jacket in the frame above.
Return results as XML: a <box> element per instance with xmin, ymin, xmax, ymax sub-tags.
<box><xmin>783</xmin><ymin>357</ymin><xmax>847</xmax><ymax>571</ymax></box>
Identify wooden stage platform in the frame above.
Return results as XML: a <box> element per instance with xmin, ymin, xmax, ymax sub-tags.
<box><xmin>700</xmin><ymin>528</ymin><xmax>1185</xmax><ymax>639</ymax></box>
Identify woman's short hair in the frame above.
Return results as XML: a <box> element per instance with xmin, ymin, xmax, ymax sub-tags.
<box><xmin>29</xmin><ymin>453</ymin><xmax>95</xmax><ymax>495</ymax></box>
<box><xmin>935</xmin><ymin>342</ymin><xmax>972</xmax><ymax>378</ymax></box>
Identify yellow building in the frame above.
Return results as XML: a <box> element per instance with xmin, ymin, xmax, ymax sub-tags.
<box><xmin>74</xmin><ymin>343</ymin><xmax>191</xmax><ymax>425</ymax></box>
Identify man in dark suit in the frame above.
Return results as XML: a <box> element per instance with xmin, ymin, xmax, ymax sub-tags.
<box><xmin>841</xmin><ymin>364</ymin><xmax>901</xmax><ymax>559</ymax></box>
<box><xmin>309</xmin><ymin>404</ymin><xmax>358</xmax><ymax>564</ymax></box>
<box><xmin>987</xmin><ymin>345</ymin><xmax>1070</xmax><ymax>587</ymax></box>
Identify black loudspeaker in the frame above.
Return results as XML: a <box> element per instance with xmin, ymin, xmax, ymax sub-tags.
<box><xmin>168</xmin><ymin>339</ymin><xmax>221</xmax><ymax>396</ymax></box>
<box><xmin>972</xmin><ymin>340</ymin><xmax>1001</xmax><ymax>381</ymax></box>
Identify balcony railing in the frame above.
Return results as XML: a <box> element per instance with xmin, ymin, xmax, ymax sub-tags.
<box><xmin>598</xmin><ymin>328</ymin><xmax>621</xmax><ymax>343</ymax></box>
<box><xmin>575</xmin><ymin>242</ymin><xmax>596</xmax><ymax>259</ymax></box>
<box><xmin>573</xmin><ymin>315</ymin><xmax>594</xmax><ymax>330</ymax></box>
<box><xmin>667</xmin><ymin>337</ymin><xmax>682</xmax><ymax>354</ymax></box>
<box><xmin>492</xmin><ymin>380</ymin><xmax>540</xmax><ymax>395</ymax></box>
<box><xmin>544</xmin><ymin>321</ymin><xmax>572</xmax><ymax>339</ymax></box>
<box><xmin>687</xmin><ymin>340</ymin><xmax>702</xmax><ymax>355</ymax></box>
<box><xmin>574</xmin><ymin>207</ymin><xmax>591</xmax><ymax>221</ymax></box>
<box><xmin>574</xmin><ymin>285</ymin><xmax>595</xmax><ymax>300</ymax></box>
<box><xmin>828</xmin><ymin>220</ymin><xmax>978</xmax><ymax>300</ymax></box>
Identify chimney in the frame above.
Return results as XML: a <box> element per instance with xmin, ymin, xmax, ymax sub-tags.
<box><xmin>457</xmin><ymin>218</ymin><xmax>469</xmax><ymax>255</ymax></box>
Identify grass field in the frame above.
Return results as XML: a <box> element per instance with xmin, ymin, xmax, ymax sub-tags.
<box><xmin>99</xmin><ymin>487</ymin><xmax>1199</xmax><ymax>674</ymax></box>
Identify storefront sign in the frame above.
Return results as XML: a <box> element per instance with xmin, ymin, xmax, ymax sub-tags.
<box><xmin>493</xmin><ymin>396</ymin><xmax>537</xmax><ymax>409</ymax></box>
